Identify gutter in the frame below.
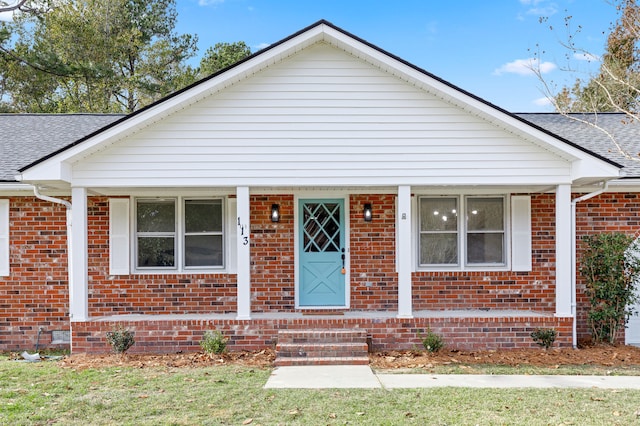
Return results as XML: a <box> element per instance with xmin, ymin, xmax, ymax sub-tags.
<box><xmin>570</xmin><ymin>181</ymin><xmax>609</xmax><ymax>348</ymax></box>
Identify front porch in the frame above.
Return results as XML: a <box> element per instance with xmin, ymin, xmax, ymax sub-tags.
<box><xmin>71</xmin><ymin>310</ymin><xmax>572</xmax><ymax>354</ymax></box>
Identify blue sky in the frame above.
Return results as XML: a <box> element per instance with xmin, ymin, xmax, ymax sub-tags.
<box><xmin>174</xmin><ymin>0</ymin><xmax>620</xmax><ymax>112</ymax></box>
<box><xmin>0</xmin><ymin>0</ymin><xmax>621</xmax><ymax>111</ymax></box>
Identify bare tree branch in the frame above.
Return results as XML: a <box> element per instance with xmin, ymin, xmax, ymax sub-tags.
<box><xmin>0</xmin><ymin>0</ymin><xmax>29</xmax><ymax>13</ymax></box>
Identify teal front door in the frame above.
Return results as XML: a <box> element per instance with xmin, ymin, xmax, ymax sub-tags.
<box><xmin>299</xmin><ymin>199</ymin><xmax>346</xmax><ymax>307</ymax></box>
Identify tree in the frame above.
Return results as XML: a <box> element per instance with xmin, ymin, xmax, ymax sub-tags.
<box><xmin>532</xmin><ymin>0</ymin><xmax>640</xmax><ymax>163</ymax></box>
<box><xmin>199</xmin><ymin>42</ymin><xmax>252</xmax><ymax>77</ymax></box>
<box><xmin>0</xmin><ymin>0</ymin><xmax>31</xmax><ymax>13</ymax></box>
<box><xmin>0</xmin><ymin>0</ymin><xmax>198</xmax><ymax>113</ymax></box>
<box><xmin>551</xmin><ymin>0</ymin><xmax>640</xmax><ymax>113</ymax></box>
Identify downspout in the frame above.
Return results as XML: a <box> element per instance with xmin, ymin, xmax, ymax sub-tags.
<box><xmin>33</xmin><ymin>185</ymin><xmax>72</xmax><ymax>230</ymax></box>
<box><xmin>570</xmin><ymin>181</ymin><xmax>609</xmax><ymax>348</ymax></box>
<box><xmin>32</xmin><ymin>186</ymin><xmax>74</xmax><ymax>348</ymax></box>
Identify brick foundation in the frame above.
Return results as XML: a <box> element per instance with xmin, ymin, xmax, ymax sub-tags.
<box><xmin>71</xmin><ymin>315</ymin><xmax>572</xmax><ymax>354</ymax></box>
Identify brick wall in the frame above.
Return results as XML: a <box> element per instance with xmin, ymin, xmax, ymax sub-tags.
<box><xmin>249</xmin><ymin>195</ymin><xmax>295</xmax><ymax>311</ymax></box>
<box><xmin>0</xmin><ymin>197</ymin><xmax>70</xmax><ymax>350</ymax></box>
<box><xmin>350</xmin><ymin>194</ymin><xmax>398</xmax><ymax>310</ymax></box>
<box><xmin>88</xmin><ymin>197</ymin><xmax>238</xmax><ymax>316</ymax></box>
<box><xmin>575</xmin><ymin>192</ymin><xmax>640</xmax><ymax>342</ymax></box>
<box><xmin>5</xmin><ymin>191</ymin><xmax>637</xmax><ymax>352</ymax></box>
<box><xmin>71</xmin><ymin>315</ymin><xmax>573</xmax><ymax>354</ymax></box>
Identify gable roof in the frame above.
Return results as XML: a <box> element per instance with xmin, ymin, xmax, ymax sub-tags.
<box><xmin>0</xmin><ymin>20</ymin><xmax>624</xmax><ymax>187</ymax></box>
<box><xmin>15</xmin><ymin>20</ymin><xmax>620</xmax><ymax>176</ymax></box>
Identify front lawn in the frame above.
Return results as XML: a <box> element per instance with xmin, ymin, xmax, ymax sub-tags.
<box><xmin>1</xmin><ymin>358</ymin><xmax>640</xmax><ymax>425</ymax></box>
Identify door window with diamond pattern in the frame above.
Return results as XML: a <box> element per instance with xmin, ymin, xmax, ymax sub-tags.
<box><xmin>302</xmin><ymin>202</ymin><xmax>341</xmax><ymax>253</ymax></box>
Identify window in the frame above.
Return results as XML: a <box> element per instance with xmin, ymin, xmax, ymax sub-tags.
<box><xmin>135</xmin><ymin>198</ymin><xmax>224</xmax><ymax>270</ymax></box>
<box><xmin>419</xmin><ymin>196</ymin><xmax>506</xmax><ymax>268</ymax></box>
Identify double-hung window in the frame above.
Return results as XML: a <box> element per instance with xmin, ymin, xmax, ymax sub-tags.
<box><xmin>135</xmin><ymin>198</ymin><xmax>224</xmax><ymax>270</ymax></box>
<box><xmin>419</xmin><ymin>196</ymin><xmax>506</xmax><ymax>269</ymax></box>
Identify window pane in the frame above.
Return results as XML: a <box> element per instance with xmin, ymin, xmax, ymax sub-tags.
<box><xmin>138</xmin><ymin>237</ymin><xmax>175</xmax><ymax>267</ymax></box>
<box><xmin>185</xmin><ymin>199</ymin><xmax>222</xmax><ymax>233</ymax></box>
<box><xmin>137</xmin><ymin>200</ymin><xmax>175</xmax><ymax>232</ymax></box>
<box><xmin>420</xmin><ymin>234</ymin><xmax>458</xmax><ymax>264</ymax></box>
<box><xmin>467</xmin><ymin>233</ymin><xmax>504</xmax><ymax>264</ymax></box>
<box><xmin>420</xmin><ymin>198</ymin><xmax>458</xmax><ymax>231</ymax></box>
<box><xmin>467</xmin><ymin>198</ymin><xmax>503</xmax><ymax>231</ymax></box>
<box><xmin>185</xmin><ymin>235</ymin><xmax>223</xmax><ymax>267</ymax></box>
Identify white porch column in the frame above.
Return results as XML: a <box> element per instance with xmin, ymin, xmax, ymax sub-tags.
<box><xmin>236</xmin><ymin>186</ymin><xmax>251</xmax><ymax>320</ymax></box>
<box><xmin>555</xmin><ymin>184</ymin><xmax>572</xmax><ymax>317</ymax></box>
<box><xmin>69</xmin><ymin>187</ymin><xmax>88</xmax><ymax>322</ymax></box>
<box><xmin>397</xmin><ymin>185</ymin><xmax>413</xmax><ymax>318</ymax></box>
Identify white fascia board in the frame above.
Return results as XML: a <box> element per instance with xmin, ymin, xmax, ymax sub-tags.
<box><xmin>0</xmin><ymin>183</ymin><xmax>34</xmax><ymax>194</ymax></box>
<box><xmin>604</xmin><ymin>178</ymin><xmax>640</xmax><ymax>191</ymax></box>
<box><xmin>571</xmin><ymin>159</ymin><xmax>621</xmax><ymax>181</ymax></box>
<box><xmin>18</xmin><ymin>160</ymin><xmax>71</xmax><ymax>183</ymax></box>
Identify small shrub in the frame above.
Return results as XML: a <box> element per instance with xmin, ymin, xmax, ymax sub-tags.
<box><xmin>105</xmin><ymin>326</ymin><xmax>135</xmax><ymax>354</ymax></box>
<box><xmin>531</xmin><ymin>328</ymin><xmax>557</xmax><ymax>349</ymax></box>
<box><xmin>580</xmin><ymin>233</ymin><xmax>640</xmax><ymax>344</ymax></box>
<box><xmin>200</xmin><ymin>330</ymin><xmax>227</xmax><ymax>354</ymax></box>
<box><xmin>419</xmin><ymin>328</ymin><xmax>444</xmax><ymax>353</ymax></box>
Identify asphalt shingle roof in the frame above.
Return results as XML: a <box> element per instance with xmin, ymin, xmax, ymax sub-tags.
<box><xmin>0</xmin><ymin>112</ymin><xmax>638</xmax><ymax>182</ymax></box>
<box><xmin>517</xmin><ymin>113</ymin><xmax>640</xmax><ymax>178</ymax></box>
<box><xmin>0</xmin><ymin>114</ymin><xmax>123</xmax><ymax>182</ymax></box>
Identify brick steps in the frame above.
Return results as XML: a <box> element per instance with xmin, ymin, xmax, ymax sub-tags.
<box><xmin>275</xmin><ymin>329</ymin><xmax>369</xmax><ymax>366</ymax></box>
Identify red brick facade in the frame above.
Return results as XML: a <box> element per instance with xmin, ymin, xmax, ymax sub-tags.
<box><xmin>1</xmin><ymin>192</ymin><xmax>636</xmax><ymax>353</ymax></box>
<box><xmin>0</xmin><ymin>197</ymin><xmax>69</xmax><ymax>349</ymax></box>
<box><xmin>72</xmin><ymin>315</ymin><xmax>573</xmax><ymax>354</ymax></box>
<box><xmin>575</xmin><ymin>192</ymin><xmax>640</xmax><ymax>342</ymax></box>
<box><xmin>413</xmin><ymin>194</ymin><xmax>557</xmax><ymax>312</ymax></box>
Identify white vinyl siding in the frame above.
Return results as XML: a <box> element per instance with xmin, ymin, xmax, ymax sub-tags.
<box><xmin>71</xmin><ymin>44</ymin><xmax>571</xmax><ymax>188</ymax></box>
<box><xmin>0</xmin><ymin>199</ymin><xmax>9</xmax><ymax>276</ymax></box>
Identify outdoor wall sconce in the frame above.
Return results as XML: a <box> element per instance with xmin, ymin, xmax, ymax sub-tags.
<box><xmin>271</xmin><ymin>204</ymin><xmax>280</xmax><ymax>222</ymax></box>
<box><xmin>363</xmin><ymin>203</ymin><xmax>372</xmax><ymax>222</ymax></box>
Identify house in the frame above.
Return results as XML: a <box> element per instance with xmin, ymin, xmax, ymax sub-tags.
<box><xmin>1</xmin><ymin>20</ymin><xmax>639</xmax><ymax>354</ymax></box>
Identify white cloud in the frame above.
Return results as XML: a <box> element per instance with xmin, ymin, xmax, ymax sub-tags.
<box><xmin>533</xmin><ymin>96</ymin><xmax>552</xmax><ymax>106</ymax></box>
<box><xmin>254</xmin><ymin>43</ymin><xmax>270</xmax><ymax>51</ymax></box>
<box><xmin>198</xmin><ymin>0</ymin><xmax>224</xmax><ymax>5</ymax></box>
<box><xmin>0</xmin><ymin>11</ymin><xmax>14</xmax><ymax>21</ymax></box>
<box><xmin>493</xmin><ymin>58</ymin><xmax>557</xmax><ymax>76</ymax></box>
<box><xmin>519</xmin><ymin>0</ymin><xmax>558</xmax><ymax>17</ymax></box>
<box><xmin>574</xmin><ymin>52</ymin><xmax>600</xmax><ymax>62</ymax></box>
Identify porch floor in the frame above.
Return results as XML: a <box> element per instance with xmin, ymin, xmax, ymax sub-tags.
<box><xmin>88</xmin><ymin>309</ymin><xmax>554</xmax><ymax>322</ymax></box>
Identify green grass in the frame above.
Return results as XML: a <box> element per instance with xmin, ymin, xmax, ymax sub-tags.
<box><xmin>2</xmin><ymin>359</ymin><xmax>640</xmax><ymax>425</ymax></box>
<box><xmin>375</xmin><ymin>363</ymin><xmax>640</xmax><ymax>376</ymax></box>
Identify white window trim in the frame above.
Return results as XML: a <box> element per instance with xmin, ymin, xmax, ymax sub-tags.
<box><xmin>416</xmin><ymin>194</ymin><xmax>511</xmax><ymax>272</ymax></box>
<box><xmin>0</xmin><ymin>199</ymin><xmax>9</xmax><ymax>276</ymax></box>
<box><xmin>132</xmin><ymin>196</ymin><xmax>228</xmax><ymax>274</ymax></box>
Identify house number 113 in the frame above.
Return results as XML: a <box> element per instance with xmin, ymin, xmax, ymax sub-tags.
<box><xmin>237</xmin><ymin>217</ymin><xmax>249</xmax><ymax>246</ymax></box>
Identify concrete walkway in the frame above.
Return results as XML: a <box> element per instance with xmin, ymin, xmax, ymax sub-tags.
<box><xmin>264</xmin><ymin>366</ymin><xmax>640</xmax><ymax>389</ymax></box>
